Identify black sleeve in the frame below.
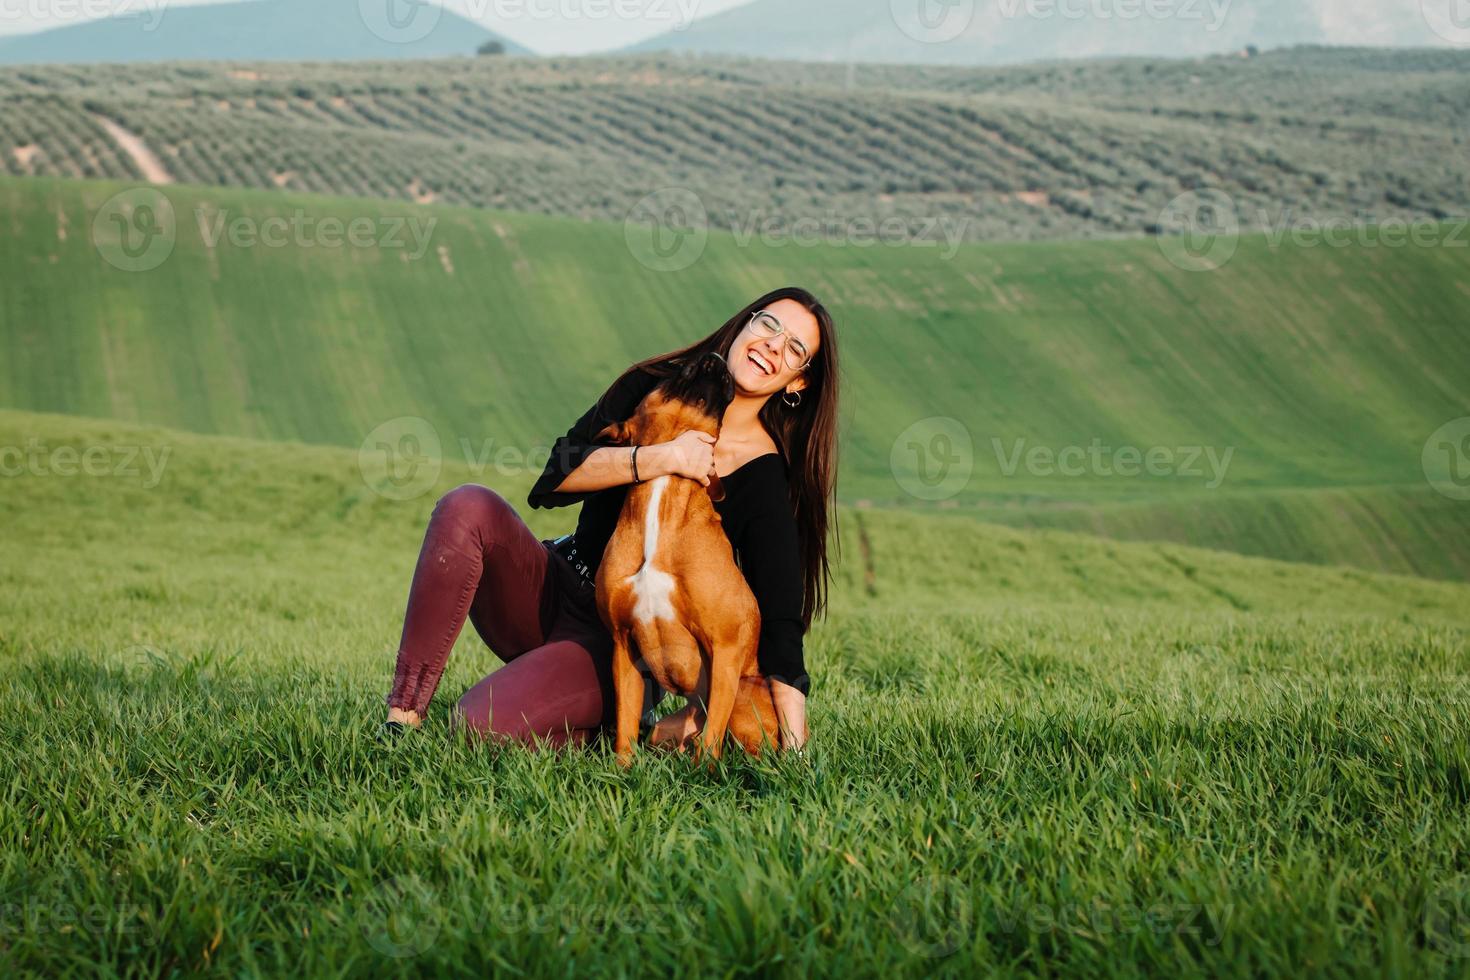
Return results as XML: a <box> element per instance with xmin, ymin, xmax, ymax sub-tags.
<box><xmin>527</xmin><ymin>368</ymin><xmax>659</xmax><ymax>510</ymax></box>
<box><xmin>735</xmin><ymin>465</ymin><xmax>810</xmax><ymax>697</ymax></box>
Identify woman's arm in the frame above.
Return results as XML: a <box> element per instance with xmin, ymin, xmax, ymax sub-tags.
<box><xmin>527</xmin><ymin>368</ymin><xmax>658</xmax><ymax>510</ymax></box>
<box><xmin>528</xmin><ymin>368</ymin><xmax>719</xmax><ymax>508</ymax></box>
<box><xmin>552</xmin><ymin>434</ymin><xmax>715</xmax><ymax>496</ymax></box>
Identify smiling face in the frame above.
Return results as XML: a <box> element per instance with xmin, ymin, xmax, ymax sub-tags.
<box><xmin>729</xmin><ymin>298</ymin><xmax>821</xmax><ymax>398</ymax></box>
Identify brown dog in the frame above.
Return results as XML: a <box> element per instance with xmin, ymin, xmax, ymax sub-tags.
<box><xmin>594</xmin><ymin>352</ymin><xmax>782</xmax><ymax>766</ymax></box>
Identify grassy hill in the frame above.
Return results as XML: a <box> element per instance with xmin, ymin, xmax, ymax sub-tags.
<box><xmin>1</xmin><ymin>174</ymin><xmax>1468</xmax><ymax>581</ymax></box>
<box><xmin>0</xmin><ymin>0</ymin><xmax>527</xmax><ymax>65</ymax></box>
<box><xmin>2</xmin><ymin>408</ymin><xmax>1469</xmax><ymax>974</ymax></box>
<box><xmin>0</xmin><ymin>48</ymin><xmax>1466</xmax><ymax>242</ymax></box>
<box><xmin>977</xmin><ymin>484</ymin><xmax>1470</xmax><ymax>583</ymax></box>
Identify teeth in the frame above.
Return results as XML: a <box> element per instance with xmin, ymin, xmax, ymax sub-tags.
<box><xmin>748</xmin><ymin>351</ymin><xmax>771</xmax><ymax>375</ymax></box>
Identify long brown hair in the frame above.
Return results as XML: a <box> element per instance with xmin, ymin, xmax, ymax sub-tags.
<box><xmin>596</xmin><ymin>286</ymin><xmax>840</xmax><ymax>630</ymax></box>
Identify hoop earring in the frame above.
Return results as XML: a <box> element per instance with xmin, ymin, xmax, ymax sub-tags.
<box><xmin>782</xmin><ymin>389</ymin><xmax>803</xmax><ymax>408</ymax></box>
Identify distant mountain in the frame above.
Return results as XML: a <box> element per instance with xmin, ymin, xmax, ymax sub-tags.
<box><xmin>0</xmin><ymin>0</ymin><xmax>527</xmax><ymax>65</ymax></box>
<box><xmin>624</xmin><ymin>0</ymin><xmax>1446</xmax><ymax>64</ymax></box>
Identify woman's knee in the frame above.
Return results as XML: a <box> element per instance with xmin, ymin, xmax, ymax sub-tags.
<box><xmin>452</xmin><ymin>688</ymin><xmax>538</xmax><ymax>744</ymax></box>
<box><xmin>452</xmin><ymin>688</ymin><xmax>492</xmax><ymax>737</ymax></box>
<box><xmin>430</xmin><ymin>484</ymin><xmax>518</xmax><ymax>546</ymax></box>
<box><xmin>452</xmin><ymin>705</ymin><xmax>589</xmax><ymax>750</ymax></box>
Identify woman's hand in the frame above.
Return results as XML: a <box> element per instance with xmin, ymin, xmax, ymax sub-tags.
<box><xmin>649</xmin><ymin>431</ymin><xmax>716</xmax><ymax>486</ymax></box>
<box><xmin>650</xmin><ymin>684</ymin><xmax>808</xmax><ymax>755</ymax></box>
<box><xmin>647</xmin><ymin>702</ymin><xmax>702</xmax><ymax>751</ymax></box>
<box><xmin>769</xmin><ymin>679</ymin><xmax>808</xmax><ymax>752</ymax></box>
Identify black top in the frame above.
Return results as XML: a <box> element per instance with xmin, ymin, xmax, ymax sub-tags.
<box><xmin>528</xmin><ymin>367</ymin><xmax>809</xmax><ymax>697</ymax></box>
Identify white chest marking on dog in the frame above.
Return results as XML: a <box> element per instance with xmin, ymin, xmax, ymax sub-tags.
<box><xmin>629</xmin><ymin>476</ymin><xmax>677</xmax><ymax>624</ymax></box>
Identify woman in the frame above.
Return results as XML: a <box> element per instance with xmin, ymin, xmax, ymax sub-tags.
<box><xmin>382</xmin><ymin>286</ymin><xmax>839</xmax><ymax>754</ymax></box>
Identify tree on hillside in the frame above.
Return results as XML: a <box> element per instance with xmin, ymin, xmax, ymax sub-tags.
<box><xmin>477</xmin><ymin>40</ymin><xmax>505</xmax><ymax>56</ymax></box>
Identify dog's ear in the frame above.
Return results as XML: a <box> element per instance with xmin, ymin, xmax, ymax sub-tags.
<box><xmin>595</xmin><ymin>420</ymin><xmax>630</xmax><ymax>445</ymax></box>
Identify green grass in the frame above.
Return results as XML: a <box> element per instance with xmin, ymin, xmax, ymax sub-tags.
<box><xmin>2</xmin><ymin>174</ymin><xmax>1468</xmax><ymax>584</ymax></box>
<box><xmin>976</xmin><ymin>483</ymin><xmax>1470</xmax><ymax>583</ymax></box>
<box><xmin>3</xmin><ymin>409</ymin><xmax>1470</xmax><ymax>975</ymax></box>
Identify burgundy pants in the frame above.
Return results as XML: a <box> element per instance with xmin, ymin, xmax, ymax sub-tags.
<box><xmin>386</xmin><ymin>484</ymin><xmax>652</xmax><ymax>748</ymax></box>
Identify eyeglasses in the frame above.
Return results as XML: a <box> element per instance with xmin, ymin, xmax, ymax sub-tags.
<box><xmin>746</xmin><ymin>310</ymin><xmax>812</xmax><ymax>373</ymax></box>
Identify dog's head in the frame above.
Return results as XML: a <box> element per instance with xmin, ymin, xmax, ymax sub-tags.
<box><xmin>596</xmin><ymin>351</ymin><xmax>736</xmax><ymax>448</ymax></box>
<box><xmin>663</xmin><ymin>349</ymin><xmax>738</xmax><ymax>421</ymax></box>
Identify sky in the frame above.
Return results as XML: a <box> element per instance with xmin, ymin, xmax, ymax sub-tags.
<box><xmin>0</xmin><ymin>0</ymin><xmax>753</xmax><ymax>50</ymax></box>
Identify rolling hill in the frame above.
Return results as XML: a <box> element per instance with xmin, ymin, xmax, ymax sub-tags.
<box><xmin>0</xmin><ymin>48</ymin><xmax>1466</xmax><ymax>244</ymax></box>
<box><xmin>2</xmin><ymin>174</ymin><xmax>1467</xmax><ymax>581</ymax></box>
<box><xmin>5</xmin><ymin>405</ymin><xmax>1469</xmax><ymax>974</ymax></box>
<box><xmin>0</xmin><ymin>0</ymin><xmax>527</xmax><ymax>65</ymax></box>
<box><xmin>4</xmin><ymin>26</ymin><xmax>1468</xmax><ymax>974</ymax></box>
<box><xmin>624</xmin><ymin>0</ymin><xmax>1448</xmax><ymax>65</ymax></box>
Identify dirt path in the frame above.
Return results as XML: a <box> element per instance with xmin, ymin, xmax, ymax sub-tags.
<box><xmin>92</xmin><ymin>114</ymin><xmax>173</xmax><ymax>185</ymax></box>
